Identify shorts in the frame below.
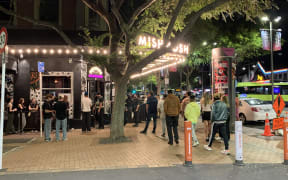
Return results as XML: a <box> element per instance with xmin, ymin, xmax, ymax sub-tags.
<box><xmin>202</xmin><ymin>111</ymin><xmax>211</xmax><ymax>122</ymax></box>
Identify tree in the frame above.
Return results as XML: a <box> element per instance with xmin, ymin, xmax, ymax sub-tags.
<box><xmin>0</xmin><ymin>0</ymin><xmax>273</xmax><ymax>141</ymax></box>
<box><xmin>180</xmin><ymin>18</ymin><xmax>266</xmax><ymax>90</ymax></box>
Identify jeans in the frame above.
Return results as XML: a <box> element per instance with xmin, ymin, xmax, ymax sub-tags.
<box><xmin>160</xmin><ymin>114</ymin><xmax>166</xmax><ymax>134</ymax></box>
<box><xmin>166</xmin><ymin>115</ymin><xmax>179</xmax><ymax>143</ymax></box>
<box><xmin>44</xmin><ymin>118</ymin><xmax>51</xmax><ymax>141</ymax></box>
<box><xmin>18</xmin><ymin>112</ymin><xmax>26</xmax><ymax>132</ymax></box>
<box><xmin>192</xmin><ymin>123</ymin><xmax>198</xmax><ymax>143</ymax></box>
<box><xmin>208</xmin><ymin>122</ymin><xmax>229</xmax><ymax>150</ymax></box>
<box><xmin>143</xmin><ymin>113</ymin><xmax>157</xmax><ymax>132</ymax></box>
<box><xmin>82</xmin><ymin>112</ymin><xmax>91</xmax><ymax>131</ymax></box>
<box><xmin>56</xmin><ymin>118</ymin><xmax>67</xmax><ymax>141</ymax></box>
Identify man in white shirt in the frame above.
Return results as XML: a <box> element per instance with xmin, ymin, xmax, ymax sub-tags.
<box><xmin>81</xmin><ymin>92</ymin><xmax>92</xmax><ymax>132</ymax></box>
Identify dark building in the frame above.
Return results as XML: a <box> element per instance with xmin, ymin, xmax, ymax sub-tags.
<box><xmin>0</xmin><ymin>0</ymin><xmax>108</xmax><ymax>129</ymax></box>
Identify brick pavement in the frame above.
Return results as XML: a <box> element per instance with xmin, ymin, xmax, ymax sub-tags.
<box><xmin>1</xmin><ymin>118</ymin><xmax>285</xmax><ymax>173</ymax></box>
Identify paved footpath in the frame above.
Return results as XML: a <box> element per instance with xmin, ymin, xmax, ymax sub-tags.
<box><xmin>1</xmin><ymin>117</ymin><xmax>285</xmax><ymax>174</ymax></box>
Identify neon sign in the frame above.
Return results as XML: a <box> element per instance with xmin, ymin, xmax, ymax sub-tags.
<box><xmin>137</xmin><ymin>35</ymin><xmax>189</xmax><ymax>55</ymax></box>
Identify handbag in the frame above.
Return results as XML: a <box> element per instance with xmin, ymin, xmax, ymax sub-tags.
<box><xmin>28</xmin><ymin>112</ymin><xmax>31</xmax><ymax>117</ymax></box>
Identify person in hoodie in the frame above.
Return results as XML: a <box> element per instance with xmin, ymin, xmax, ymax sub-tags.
<box><xmin>184</xmin><ymin>94</ymin><xmax>201</xmax><ymax>147</ymax></box>
<box><xmin>204</xmin><ymin>93</ymin><xmax>230</xmax><ymax>155</ymax></box>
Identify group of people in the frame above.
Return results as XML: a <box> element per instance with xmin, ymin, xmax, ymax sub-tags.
<box><xmin>43</xmin><ymin>94</ymin><xmax>69</xmax><ymax>142</ymax></box>
<box><xmin>137</xmin><ymin>90</ymin><xmax>231</xmax><ymax>155</ymax></box>
<box><xmin>6</xmin><ymin>97</ymin><xmax>39</xmax><ymax>134</ymax></box>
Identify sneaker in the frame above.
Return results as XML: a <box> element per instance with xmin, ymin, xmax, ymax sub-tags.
<box><xmin>140</xmin><ymin>131</ymin><xmax>146</xmax><ymax>134</ymax></box>
<box><xmin>152</xmin><ymin>130</ymin><xmax>155</xmax><ymax>134</ymax></box>
<box><xmin>133</xmin><ymin>124</ymin><xmax>139</xmax><ymax>127</ymax></box>
<box><xmin>63</xmin><ymin>138</ymin><xmax>68</xmax><ymax>141</ymax></box>
<box><xmin>204</xmin><ymin>145</ymin><xmax>212</xmax><ymax>151</ymax></box>
<box><xmin>215</xmin><ymin>137</ymin><xmax>221</xmax><ymax>140</ymax></box>
<box><xmin>205</xmin><ymin>138</ymin><xmax>209</xmax><ymax>142</ymax></box>
<box><xmin>221</xmin><ymin>150</ymin><xmax>230</xmax><ymax>155</ymax></box>
<box><xmin>161</xmin><ymin>133</ymin><xmax>165</xmax><ymax>137</ymax></box>
<box><xmin>192</xmin><ymin>142</ymin><xmax>199</xmax><ymax>147</ymax></box>
<box><xmin>175</xmin><ymin>140</ymin><xmax>179</xmax><ymax>144</ymax></box>
<box><xmin>168</xmin><ymin>142</ymin><xmax>173</xmax><ymax>145</ymax></box>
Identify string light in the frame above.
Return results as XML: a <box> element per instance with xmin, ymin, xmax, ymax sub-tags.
<box><xmin>96</xmin><ymin>50</ymin><xmax>100</xmax><ymax>54</ymax></box>
<box><xmin>18</xmin><ymin>49</ymin><xmax>23</xmax><ymax>54</ymax></box>
<box><xmin>119</xmin><ymin>50</ymin><xmax>122</xmax><ymax>55</ymax></box>
<box><xmin>42</xmin><ymin>49</ymin><xmax>47</xmax><ymax>54</ymax></box>
<box><xmin>10</xmin><ymin>49</ymin><xmax>15</xmax><ymax>54</ymax></box>
<box><xmin>73</xmin><ymin>49</ymin><xmax>78</xmax><ymax>54</ymax></box>
<box><xmin>57</xmin><ymin>49</ymin><xmax>62</xmax><ymax>54</ymax></box>
<box><xmin>34</xmin><ymin>48</ymin><xmax>39</xmax><ymax>54</ymax></box>
<box><xmin>65</xmin><ymin>49</ymin><xmax>70</xmax><ymax>54</ymax></box>
<box><xmin>103</xmin><ymin>50</ymin><xmax>108</xmax><ymax>54</ymax></box>
<box><xmin>89</xmin><ymin>49</ymin><xmax>93</xmax><ymax>54</ymax></box>
<box><xmin>26</xmin><ymin>49</ymin><xmax>31</xmax><ymax>54</ymax></box>
<box><xmin>49</xmin><ymin>49</ymin><xmax>55</xmax><ymax>54</ymax></box>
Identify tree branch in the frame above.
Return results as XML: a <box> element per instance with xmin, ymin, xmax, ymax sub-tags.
<box><xmin>81</xmin><ymin>0</ymin><xmax>113</xmax><ymax>31</ymax></box>
<box><xmin>177</xmin><ymin>0</ymin><xmax>229</xmax><ymax>41</ymax></box>
<box><xmin>110</xmin><ymin>0</ymin><xmax>129</xmax><ymax>35</ymax></box>
<box><xmin>116</xmin><ymin>0</ymin><xmax>125</xmax><ymax>10</ymax></box>
<box><xmin>0</xmin><ymin>5</ymin><xmax>75</xmax><ymax>46</ymax></box>
<box><xmin>128</xmin><ymin>0</ymin><xmax>157</xmax><ymax>29</ymax></box>
<box><xmin>164</xmin><ymin>0</ymin><xmax>186</xmax><ymax>41</ymax></box>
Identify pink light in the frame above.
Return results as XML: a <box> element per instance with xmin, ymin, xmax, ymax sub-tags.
<box><xmin>88</xmin><ymin>74</ymin><xmax>103</xmax><ymax>79</ymax></box>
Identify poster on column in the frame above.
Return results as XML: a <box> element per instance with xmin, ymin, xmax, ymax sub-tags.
<box><xmin>212</xmin><ymin>48</ymin><xmax>235</xmax><ymax>94</ymax></box>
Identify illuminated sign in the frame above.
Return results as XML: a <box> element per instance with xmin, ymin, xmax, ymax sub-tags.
<box><xmin>137</xmin><ymin>35</ymin><xmax>189</xmax><ymax>55</ymax></box>
<box><xmin>88</xmin><ymin>66</ymin><xmax>103</xmax><ymax>79</ymax></box>
<box><xmin>257</xmin><ymin>75</ymin><xmax>264</xmax><ymax>81</ymax></box>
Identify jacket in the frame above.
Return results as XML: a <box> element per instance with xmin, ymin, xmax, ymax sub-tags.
<box><xmin>211</xmin><ymin>100</ymin><xmax>228</xmax><ymax>123</ymax></box>
<box><xmin>184</xmin><ymin>102</ymin><xmax>201</xmax><ymax>124</ymax></box>
<box><xmin>164</xmin><ymin>94</ymin><xmax>180</xmax><ymax>116</ymax></box>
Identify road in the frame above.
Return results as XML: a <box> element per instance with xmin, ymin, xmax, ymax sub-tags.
<box><xmin>1</xmin><ymin>164</ymin><xmax>288</xmax><ymax>180</ymax></box>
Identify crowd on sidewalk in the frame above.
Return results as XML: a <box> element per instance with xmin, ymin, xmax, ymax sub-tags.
<box><xmin>135</xmin><ymin>90</ymin><xmax>235</xmax><ymax>155</ymax></box>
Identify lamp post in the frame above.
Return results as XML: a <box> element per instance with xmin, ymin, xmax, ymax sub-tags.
<box><xmin>261</xmin><ymin>16</ymin><xmax>281</xmax><ymax>104</ymax></box>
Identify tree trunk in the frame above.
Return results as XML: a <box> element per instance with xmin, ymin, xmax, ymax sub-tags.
<box><xmin>110</xmin><ymin>78</ymin><xmax>128</xmax><ymax>140</ymax></box>
<box><xmin>186</xmin><ymin>72</ymin><xmax>192</xmax><ymax>91</ymax></box>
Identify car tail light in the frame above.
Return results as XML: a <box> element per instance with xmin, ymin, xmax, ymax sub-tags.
<box><xmin>251</xmin><ymin>107</ymin><xmax>261</xmax><ymax>112</ymax></box>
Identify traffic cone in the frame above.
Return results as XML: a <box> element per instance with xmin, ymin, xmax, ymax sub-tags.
<box><xmin>262</xmin><ymin>113</ymin><xmax>274</xmax><ymax>136</ymax></box>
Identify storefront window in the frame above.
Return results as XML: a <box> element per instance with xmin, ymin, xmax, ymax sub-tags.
<box><xmin>42</xmin><ymin>76</ymin><xmax>71</xmax><ymax>89</ymax></box>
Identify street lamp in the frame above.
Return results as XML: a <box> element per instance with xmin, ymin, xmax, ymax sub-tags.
<box><xmin>261</xmin><ymin>16</ymin><xmax>281</xmax><ymax>104</ymax></box>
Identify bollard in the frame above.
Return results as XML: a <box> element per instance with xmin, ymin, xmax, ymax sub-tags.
<box><xmin>284</xmin><ymin>112</ymin><xmax>288</xmax><ymax>165</ymax></box>
<box><xmin>234</xmin><ymin>121</ymin><xmax>244</xmax><ymax>166</ymax></box>
<box><xmin>184</xmin><ymin>121</ymin><xmax>192</xmax><ymax>167</ymax></box>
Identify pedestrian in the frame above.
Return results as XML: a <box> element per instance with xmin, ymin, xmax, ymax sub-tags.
<box><xmin>43</xmin><ymin>94</ymin><xmax>54</xmax><ymax>142</ymax></box>
<box><xmin>95</xmin><ymin>93</ymin><xmax>104</xmax><ymax>129</ymax></box>
<box><xmin>184</xmin><ymin>94</ymin><xmax>201</xmax><ymax>147</ymax></box>
<box><xmin>6</xmin><ymin>97</ymin><xmax>17</xmax><ymax>134</ymax></box>
<box><xmin>204</xmin><ymin>93</ymin><xmax>230</xmax><ymax>155</ymax></box>
<box><xmin>28</xmin><ymin>98</ymin><xmax>39</xmax><ymax>130</ymax></box>
<box><xmin>200</xmin><ymin>92</ymin><xmax>212</xmax><ymax>142</ymax></box>
<box><xmin>140</xmin><ymin>92</ymin><xmax>158</xmax><ymax>134</ymax></box>
<box><xmin>17</xmin><ymin>98</ymin><xmax>26</xmax><ymax>133</ymax></box>
<box><xmin>63</xmin><ymin>95</ymin><xmax>70</xmax><ymax>131</ymax></box>
<box><xmin>132</xmin><ymin>94</ymin><xmax>140</xmax><ymax>127</ymax></box>
<box><xmin>181</xmin><ymin>91</ymin><xmax>191</xmax><ymax>120</ymax></box>
<box><xmin>157</xmin><ymin>94</ymin><xmax>167</xmax><ymax>137</ymax></box>
<box><xmin>81</xmin><ymin>92</ymin><xmax>92</xmax><ymax>132</ymax></box>
<box><xmin>54</xmin><ymin>95</ymin><xmax>68</xmax><ymax>141</ymax></box>
<box><xmin>164</xmin><ymin>90</ymin><xmax>180</xmax><ymax>145</ymax></box>
<box><xmin>222</xmin><ymin>95</ymin><xmax>230</xmax><ymax>141</ymax></box>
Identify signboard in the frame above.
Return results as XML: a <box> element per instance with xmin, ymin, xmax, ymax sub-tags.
<box><xmin>273</xmin><ymin>117</ymin><xmax>284</xmax><ymax>130</ymax></box>
<box><xmin>235</xmin><ymin>121</ymin><xmax>243</xmax><ymax>161</ymax></box>
<box><xmin>211</xmin><ymin>48</ymin><xmax>235</xmax><ymax>94</ymax></box>
<box><xmin>38</xmin><ymin>62</ymin><xmax>45</xmax><ymax>73</ymax></box>
<box><xmin>0</xmin><ymin>27</ymin><xmax>8</xmax><ymax>54</ymax></box>
<box><xmin>260</xmin><ymin>29</ymin><xmax>282</xmax><ymax>51</ymax></box>
<box><xmin>273</xmin><ymin>94</ymin><xmax>285</xmax><ymax>117</ymax></box>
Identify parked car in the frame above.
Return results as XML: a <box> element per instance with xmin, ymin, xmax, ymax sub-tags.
<box><xmin>238</xmin><ymin>98</ymin><xmax>276</xmax><ymax>123</ymax></box>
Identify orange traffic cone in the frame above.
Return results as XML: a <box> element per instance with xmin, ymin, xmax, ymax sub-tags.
<box><xmin>262</xmin><ymin>113</ymin><xmax>274</xmax><ymax>136</ymax></box>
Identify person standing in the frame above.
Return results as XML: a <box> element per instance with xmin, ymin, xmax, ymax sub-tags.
<box><xmin>63</xmin><ymin>95</ymin><xmax>70</xmax><ymax>131</ymax></box>
<box><xmin>28</xmin><ymin>98</ymin><xmax>39</xmax><ymax>130</ymax></box>
<box><xmin>18</xmin><ymin>98</ymin><xmax>26</xmax><ymax>133</ymax></box>
<box><xmin>81</xmin><ymin>92</ymin><xmax>92</xmax><ymax>132</ymax></box>
<box><xmin>200</xmin><ymin>92</ymin><xmax>212</xmax><ymax>142</ymax></box>
<box><xmin>164</xmin><ymin>90</ymin><xmax>181</xmax><ymax>145</ymax></box>
<box><xmin>204</xmin><ymin>93</ymin><xmax>230</xmax><ymax>155</ymax></box>
<box><xmin>181</xmin><ymin>92</ymin><xmax>191</xmax><ymax>120</ymax></box>
<box><xmin>43</xmin><ymin>94</ymin><xmax>54</xmax><ymax>142</ymax></box>
<box><xmin>95</xmin><ymin>93</ymin><xmax>104</xmax><ymax>129</ymax></box>
<box><xmin>184</xmin><ymin>95</ymin><xmax>201</xmax><ymax>147</ymax></box>
<box><xmin>140</xmin><ymin>92</ymin><xmax>158</xmax><ymax>134</ymax></box>
<box><xmin>157</xmin><ymin>94</ymin><xmax>167</xmax><ymax>137</ymax></box>
<box><xmin>54</xmin><ymin>96</ymin><xmax>68</xmax><ymax>141</ymax></box>
<box><xmin>221</xmin><ymin>95</ymin><xmax>230</xmax><ymax>141</ymax></box>
<box><xmin>132</xmin><ymin>94</ymin><xmax>140</xmax><ymax>127</ymax></box>
<box><xmin>6</xmin><ymin>98</ymin><xmax>17</xmax><ymax>134</ymax></box>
